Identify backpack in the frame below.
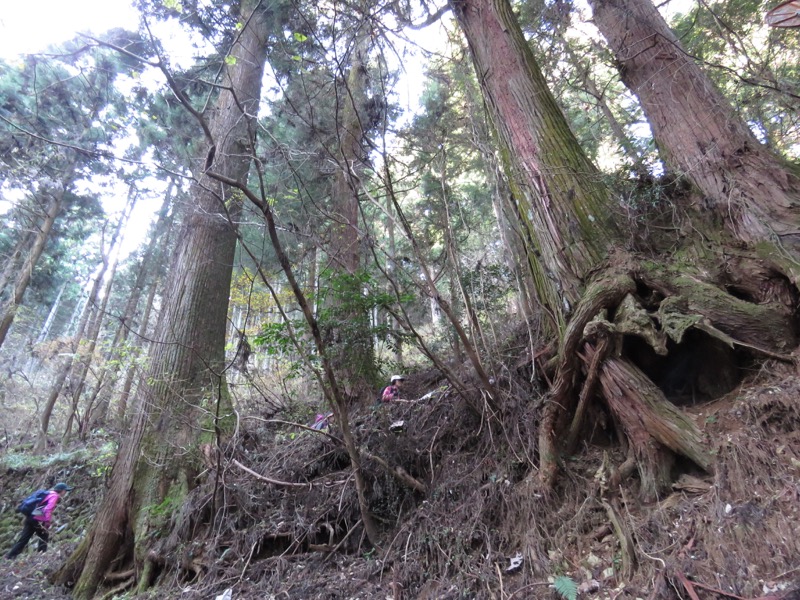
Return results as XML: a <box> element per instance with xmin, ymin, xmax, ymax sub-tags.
<box><xmin>16</xmin><ymin>489</ymin><xmax>49</xmax><ymax>516</ymax></box>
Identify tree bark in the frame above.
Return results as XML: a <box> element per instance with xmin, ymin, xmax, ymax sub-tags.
<box><xmin>62</xmin><ymin>3</ymin><xmax>271</xmax><ymax>596</ymax></box>
<box><xmin>450</xmin><ymin>0</ymin><xmax>622</xmax><ymax>328</ymax></box>
<box><xmin>596</xmin><ymin>351</ymin><xmax>711</xmax><ymax>500</ymax></box>
<box><xmin>0</xmin><ymin>188</ymin><xmax>64</xmax><ymax>349</ymax></box>
<box><xmin>589</xmin><ymin>0</ymin><xmax>800</xmax><ymax>274</ymax></box>
<box><xmin>0</xmin><ymin>230</ymin><xmax>34</xmax><ymax>297</ymax></box>
<box><xmin>326</xmin><ymin>32</ymin><xmax>377</xmax><ymax>398</ymax></box>
<box><xmin>452</xmin><ymin>0</ymin><xmax>799</xmax><ymax>498</ymax></box>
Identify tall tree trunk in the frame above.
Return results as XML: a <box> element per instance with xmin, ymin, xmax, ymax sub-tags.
<box><xmin>384</xmin><ymin>182</ymin><xmax>403</xmax><ymax>362</ymax></box>
<box><xmin>450</xmin><ymin>0</ymin><xmax>624</xmax><ymax>481</ymax></box>
<box><xmin>0</xmin><ymin>230</ymin><xmax>34</xmax><ymax>296</ymax></box>
<box><xmin>59</xmin><ymin>4</ymin><xmax>271</xmax><ymax>596</ymax></box>
<box><xmin>450</xmin><ymin>0</ymin><xmax>798</xmax><ymax>497</ymax></box>
<box><xmin>326</xmin><ymin>33</ymin><xmax>376</xmax><ymax>398</ymax></box>
<box><xmin>450</xmin><ymin>0</ymin><xmax>621</xmax><ymax>331</ymax></box>
<box><xmin>588</xmin><ymin>0</ymin><xmax>800</xmax><ymax>273</ymax></box>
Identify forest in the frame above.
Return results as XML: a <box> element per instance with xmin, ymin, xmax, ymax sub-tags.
<box><xmin>0</xmin><ymin>0</ymin><xmax>799</xmax><ymax>598</ymax></box>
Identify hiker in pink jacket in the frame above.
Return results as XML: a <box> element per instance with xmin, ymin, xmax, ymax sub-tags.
<box><xmin>380</xmin><ymin>375</ymin><xmax>406</xmax><ymax>402</ymax></box>
<box><xmin>6</xmin><ymin>482</ymin><xmax>72</xmax><ymax>559</ymax></box>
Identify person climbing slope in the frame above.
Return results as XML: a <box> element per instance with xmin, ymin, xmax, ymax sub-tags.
<box><xmin>380</xmin><ymin>375</ymin><xmax>406</xmax><ymax>403</ymax></box>
<box><xmin>6</xmin><ymin>482</ymin><xmax>73</xmax><ymax>559</ymax></box>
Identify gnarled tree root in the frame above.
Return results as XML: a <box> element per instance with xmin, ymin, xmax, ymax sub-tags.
<box><xmin>536</xmin><ymin>250</ymin><xmax>798</xmax><ymax>498</ymax></box>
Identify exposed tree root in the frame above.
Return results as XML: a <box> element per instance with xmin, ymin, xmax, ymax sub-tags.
<box><xmin>97</xmin><ymin>576</ymin><xmax>134</xmax><ymax>600</ymax></box>
<box><xmin>602</xmin><ymin>498</ymin><xmax>636</xmax><ymax>580</ymax></box>
<box><xmin>538</xmin><ymin>254</ymin><xmax>797</xmax><ymax>499</ymax></box>
<box><xmin>598</xmin><ymin>350</ymin><xmax>712</xmax><ymax>497</ymax></box>
<box><xmin>539</xmin><ymin>271</ymin><xmax>636</xmax><ymax>488</ymax></box>
<box><xmin>103</xmin><ymin>568</ymin><xmax>135</xmax><ymax>582</ymax></box>
<box><xmin>566</xmin><ymin>336</ymin><xmax>611</xmax><ymax>453</ymax></box>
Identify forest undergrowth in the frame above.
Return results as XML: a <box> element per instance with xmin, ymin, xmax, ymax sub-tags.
<box><xmin>3</xmin><ymin>354</ymin><xmax>800</xmax><ymax>599</ymax></box>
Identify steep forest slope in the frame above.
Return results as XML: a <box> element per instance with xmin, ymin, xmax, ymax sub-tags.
<box><xmin>2</xmin><ymin>359</ymin><xmax>800</xmax><ymax>599</ymax></box>
<box><xmin>0</xmin><ymin>0</ymin><xmax>798</xmax><ymax>598</ymax></box>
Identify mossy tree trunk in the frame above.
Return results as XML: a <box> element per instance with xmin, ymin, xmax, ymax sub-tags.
<box><xmin>451</xmin><ymin>0</ymin><xmax>799</xmax><ymax>496</ymax></box>
<box><xmin>450</xmin><ymin>0</ymin><xmax>622</xmax><ymax>331</ymax></box>
<box><xmin>55</xmin><ymin>4</ymin><xmax>271</xmax><ymax>597</ymax></box>
<box><xmin>451</xmin><ymin>0</ymin><xmax>625</xmax><ymax>484</ymax></box>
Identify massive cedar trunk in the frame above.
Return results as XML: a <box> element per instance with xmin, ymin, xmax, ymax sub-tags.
<box><xmin>56</xmin><ymin>4</ymin><xmax>270</xmax><ymax>597</ymax></box>
<box><xmin>450</xmin><ymin>0</ymin><xmax>620</xmax><ymax>329</ymax></box>
<box><xmin>450</xmin><ymin>0</ymin><xmax>622</xmax><ymax>483</ymax></box>
<box><xmin>451</xmin><ymin>0</ymin><xmax>799</xmax><ymax>496</ymax></box>
<box><xmin>588</xmin><ymin>0</ymin><xmax>800</xmax><ymax>274</ymax></box>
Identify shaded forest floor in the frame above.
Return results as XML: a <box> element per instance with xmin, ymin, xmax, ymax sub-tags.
<box><xmin>2</xmin><ymin>366</ymin><xmax>800</xmax><ymax>599</ymax></box>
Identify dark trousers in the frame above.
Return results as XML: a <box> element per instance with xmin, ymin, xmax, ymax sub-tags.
<box><xmin>6</xmin><ymin>516</ymin><xmax>49</xmax><ymax>558</ymax></box>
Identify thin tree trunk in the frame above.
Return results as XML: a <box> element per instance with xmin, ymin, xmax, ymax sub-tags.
<box><xmin>25</xmin><ymin>282</ymin><xmax>67</xmax><ymax>377</ymax></box>
<box><xmin>0</xmin><ymin>190</ymin><xmax>64</xmax><ymax>349</ymax></box>
<box><xmin>89</xmin><ymin>187</ymin><xmax>175</xmax><ymax>429</ymax></box>
<box><xmin>490</xmin><ymin>169</ymin><xmax>536</xmax><ymax>323</ymax></box>
<box><xmin>116</xmin><ymin>272</ymin><xmax>159</xmax><ymax>427</ymax></box>
<box><xmin>384</xmin><ymin>183</ymin><xmax>403</xmax><ymax>362</ymax></box>
<box><xmin>0</xmin><ymin>230</ymin><xmax>34</xmax><ymax>296</ymax></box>
<box><xmin>571</xmin><ymin>43</ymin><xmax>648</xmax><ymax>174</ymax></box>
<box><xmin>36</xmin><ymin>227</ymin><xmax>113</xmax><ymax>453</ymax></box>
<box><xmin>62</xmin><ymin>192</ymin><xmax>134</xmax><ymax>442</ymax></box>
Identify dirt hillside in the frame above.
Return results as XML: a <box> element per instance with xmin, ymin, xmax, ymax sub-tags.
<box><xmin>2</xmin><ymin>367</ymin><xmax>800</xmax><ymax>599</ymax></box>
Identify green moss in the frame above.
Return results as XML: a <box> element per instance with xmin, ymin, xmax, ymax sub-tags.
<box><xmin>146</xmin><ymin>492</ymin><xmax>182</xmax><ymax>524</ymax></box>
<box><xmin>5</xmin><ymin>448</ymin><xmax>90</xmax><ymax>469</ymax></box>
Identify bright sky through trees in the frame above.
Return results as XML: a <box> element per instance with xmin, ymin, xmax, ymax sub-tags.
<box><xmin>0</xmin><ymin>0</ymin><xmax>694</xmax><ymax>261</ymax></box>
<box><xmin>0</xmin><ymin>0</ymin><xmax>139</xmax><ymax>59</ymax></box>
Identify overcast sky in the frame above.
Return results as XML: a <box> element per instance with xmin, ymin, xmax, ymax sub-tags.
<box><xmin>0</xmin><ymin>0</ymin><xmax>139</xmax><ymax>59</ymax></box>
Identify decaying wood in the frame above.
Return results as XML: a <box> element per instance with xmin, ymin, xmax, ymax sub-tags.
<box><xmin>97</xmin><ymin>576</ymin><xmax>134</xmax><ymax>600</ymax></box>
<box><xmin>645</xmin><ymin>268</ymin><xmax>796</xmax><ymax>351</ymax></box>
<box><xmin>672</xmin><ymin>474</ymin><xmax>712</xmax><ymax>495</ymax></box>
<box><xmin>362</xmin><ymin>450</ymin><xmax>428</xmax><ymax>493</ymax></box>
<box><xmin>566</xmin><ymin>337</ymin><xmax>611</xmax><ymax>453</ymax></box>
<box><xmin>602</xmin><ymin>499</ymin><xmax>636</xmax><ymax>580</ymax></box>
<box><xmin>232</xmin><ymin>459</ymin><xmax>314</xmax><ymax>489</ymax></box>
<box><xmin>535</xmin><ymin>249</ymin><xmax>798</xmax><ymax>499</ymax></box>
